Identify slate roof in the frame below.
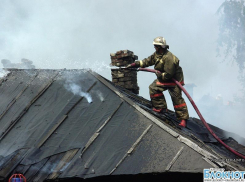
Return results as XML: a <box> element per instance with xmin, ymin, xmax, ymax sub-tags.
<box><xmin>0</xmin><ymin>69</ymin><xmax>244</xmax><ymax>182</ymax></box>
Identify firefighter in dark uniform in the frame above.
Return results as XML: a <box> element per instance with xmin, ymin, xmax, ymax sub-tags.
<box><xmin>127</xmin><ymin>36</ymin><xmax>189</xmax><ymax>127</ymax></box>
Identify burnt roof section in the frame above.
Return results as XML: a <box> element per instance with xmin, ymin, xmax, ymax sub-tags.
<box><xmin>0</xmin><ymin>69</ymin><xmax>244</xmax><ymax>182</ymax></box>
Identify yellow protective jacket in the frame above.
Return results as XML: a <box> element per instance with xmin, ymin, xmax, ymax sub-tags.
<box><xmin>138</xmin><ymin>50</ymin><xmax>184</xmax><ymax>86</ymax></box>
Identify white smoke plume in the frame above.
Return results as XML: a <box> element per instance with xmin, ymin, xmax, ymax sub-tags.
<box><xmin>65</xmin><ymin>82</ymin><xmax>92</xmax><ymax>103</ymax></box>
<box><xmin>91</xmin><ymin>90</ymin><xmax>105</xmax><ymax>102</ymax></box>
<box><xmin>62</xmin><ymin>71</ymin><xmax>93</xmax><ymax>103</ymax></box>
<box><xmin>96</xmin><ymin>90</ymin><xmax>104</xmax><ymax>102</ymax></box>
<box><xmin>1</xmin><ymin>58</ymin><xmax>35</xmax><ymax>69</ymax></box>
<box><xmin>0</xmin><ymin>68</ymin><xmax>9</xmax><ymax>78</ymax></box>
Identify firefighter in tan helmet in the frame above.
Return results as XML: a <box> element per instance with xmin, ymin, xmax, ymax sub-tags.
<box><xmin>127</xmin><ymin>36</ymin><xmax>189</xmax><ymax>127</ymax></box>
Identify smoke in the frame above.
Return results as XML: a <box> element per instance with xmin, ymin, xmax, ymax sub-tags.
<box><xmin>0</xmin><ymin>68</ymin><xmax>9</xmax><ymax>78</ymax></box>
<box><xmin>96</xmin><ymin>91</ymin><xmax>105</xmax><ymax>102</ymax></box>
<box><xmin>64</xmin><ymin>81</ymin><xmax>92</xmax><ymax>103</ymax></box>
<box><xmin>91</xmin><ymin>90</ymin><xmax>105</xmax><ymax>102</ymax></box>
<box><xmin>62</xmin><ymin>71</ymin><xmax>93</xmax><ymax>103</ymax></box>
<box><xmin>62</xmin><ymin>70</ymin><xmax>106</xmax><ymax>103</ymax></box>
<box><xmin>64</xmin><ymin>82</ymin><xmax>92</xmax><ymax>103</ymax></box>
<box><xmin>1</xmin><ymin>58</ymin><xmax>35</xmax><ymax>69</ymax></box>
<box><xmin>63</xmin><ymin>75</ymin><xmax>105</xmax><ymax>103</ymax></box>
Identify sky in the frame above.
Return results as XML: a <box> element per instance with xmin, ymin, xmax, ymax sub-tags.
<box><xmin>0</xmin><ymin>0</ymin><xmax>244</xmax><ymax>137</ymax></box>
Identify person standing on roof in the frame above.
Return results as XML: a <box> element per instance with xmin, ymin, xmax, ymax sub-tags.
<box><xmin>126</xmin><ymin>36</ymin><xmax>189</xmax><ymax>127</ymax></box>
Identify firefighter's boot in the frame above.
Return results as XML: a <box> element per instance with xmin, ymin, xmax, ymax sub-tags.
<box><xmin>153</xmin><ymin>108</ymin><xmax>168</xmax><ymax>114</ymax></box>
<box><xmin>179</xmin><ymin>120</ymin><xmax>186</xmax><ymax>127</ymax></box>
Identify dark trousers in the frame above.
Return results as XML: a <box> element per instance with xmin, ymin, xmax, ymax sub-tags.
<box><xmin>149</xmin><ymin>79</ymin><xmax>189</xmax><ymax>120</ymax></box>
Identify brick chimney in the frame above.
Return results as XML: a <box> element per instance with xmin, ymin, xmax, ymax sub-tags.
<box><xmin>110</xmin><ymin>50</ymin><xmax>139</xmax><ymax>94</ymax></box>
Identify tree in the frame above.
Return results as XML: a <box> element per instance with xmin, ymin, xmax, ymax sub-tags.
<box><xmin>217</xmin><ymin>0</ymin><xmax>245</xmax><ymax>101</ymax></box>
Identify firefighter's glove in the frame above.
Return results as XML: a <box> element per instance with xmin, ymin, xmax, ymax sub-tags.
<box><xmin>155</xmin><ymin>71</ymin><xmax>163</xmax><ymax>80</ymax></box>
<box><xmin>126</xmin><ymin>61</ymin><xmax>140</xmax><ymax>68</ymax></box>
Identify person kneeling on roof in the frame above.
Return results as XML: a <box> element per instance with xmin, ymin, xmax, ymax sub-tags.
<box><xmin>126</xmin><ymin>36</ymin><xmax>189</xmax><ymax>127</ymax></box>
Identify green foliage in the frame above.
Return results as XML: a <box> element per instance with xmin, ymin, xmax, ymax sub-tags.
<box><xmin>217</xmin><ymin>0</ymin><xmax>245</xmax><ymax>72</ymax></box>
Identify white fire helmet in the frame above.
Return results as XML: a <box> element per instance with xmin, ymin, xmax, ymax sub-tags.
<box><xmin>153</xmin><ymin>36</ymin><xmax>169</xmax><ymax>48</ymax></box>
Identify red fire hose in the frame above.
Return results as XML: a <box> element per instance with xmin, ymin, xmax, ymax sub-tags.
<box><xmin>137</xmin><ymin>68</ymin><xmax>245</xmax><ymax>159</ymax></box>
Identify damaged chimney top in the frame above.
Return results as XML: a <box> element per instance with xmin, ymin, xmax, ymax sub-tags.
<box><xmin>110</xmin><ymin>50</ymin><xmax>139</xmax><ymax>94</ymax></box>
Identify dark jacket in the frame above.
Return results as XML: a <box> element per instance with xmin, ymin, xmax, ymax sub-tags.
<box><xmin>138</xmin><ymin>50</ymin><xmax>184</xmax><ymax>85</ymax></box>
